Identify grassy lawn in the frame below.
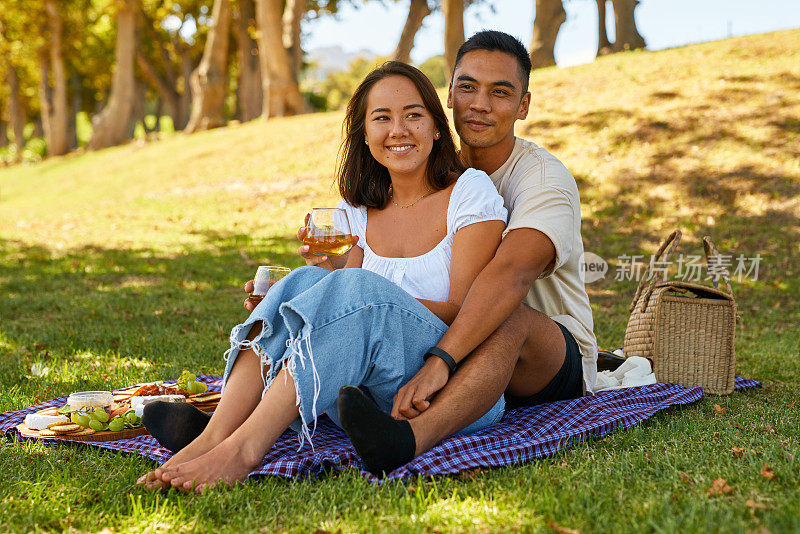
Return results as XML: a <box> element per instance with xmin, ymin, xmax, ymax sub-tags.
<box><xmin>1</xmin><ymin>29</ymin><xmax>799</xmax><ymax>532</ymax></box>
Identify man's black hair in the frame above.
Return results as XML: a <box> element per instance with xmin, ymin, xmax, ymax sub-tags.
<box><xmin>453</xmin><ymin>30</ymin><xmax>532</xmax><ymax>94</ymax></box>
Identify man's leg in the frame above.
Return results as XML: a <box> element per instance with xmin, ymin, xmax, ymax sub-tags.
<box><xmin>408</xmin><ymin>303</ymin><xmax>566</xmax><ymax>454</ymax></box>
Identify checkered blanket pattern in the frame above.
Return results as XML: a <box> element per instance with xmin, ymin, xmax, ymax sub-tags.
<box><xmin>0</xmin><ymin>375</ymin><xmax>761</xmax><ymax>482</ymax></box>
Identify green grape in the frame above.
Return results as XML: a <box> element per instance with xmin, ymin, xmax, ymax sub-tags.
<box><xmin>57</xmin><ymin>404</ymin><xmax>70</xmax><ymax>415</ymax></box>
<box><xmin>124</xmin><ymin>410</ymin><xmax>137</xmax><ymax>423</ymax></box>
<box><xmin>194</xmin><ymin>381</ymin><xmax>207</xmax><ymax>394</ymax></box>
<box><xmin>76</xmin><ymin>414</ymin><xmax>90</xmax><ymax>428</ymax></box>
<box><xmin>88</xmin><ymin>419</ymin><xmax>104</xmax><ymax>431</ymax></box>
<box><xmin>108</xmin><ymin>418</ymin><xmax>124</xmax><ymax>432</ymax></box>
<box><xmin>70</xmin><ymin>412</ymin><xmax>80</xmax><ymax>424</ymax></box>
<box><xmin>93</xmin><ymin>408</ymin><xmax>109</xmax><ymax>422</ymax></box>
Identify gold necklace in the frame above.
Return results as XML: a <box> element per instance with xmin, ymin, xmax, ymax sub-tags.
<box><xmin>389</xmin><ymin>185</ymin><xmax>433</xmax><ymax>209</ymax></box>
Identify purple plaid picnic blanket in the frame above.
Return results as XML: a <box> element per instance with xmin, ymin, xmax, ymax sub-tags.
<box><xmin>0</xmin><ymin>375</ymin><xmax>761</xmax><ymax>482</ymax></box>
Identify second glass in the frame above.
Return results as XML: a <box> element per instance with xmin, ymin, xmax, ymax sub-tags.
<box><xmin>248</xmin><ymin>265</ymin><xmax>291</xmax><ymax>306</ymax></box>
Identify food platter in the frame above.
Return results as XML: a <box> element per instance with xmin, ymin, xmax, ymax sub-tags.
<box><xmin>17</xmin><ymin>385</ymin><xmax>222</xmax><ymax>443</ymax></box>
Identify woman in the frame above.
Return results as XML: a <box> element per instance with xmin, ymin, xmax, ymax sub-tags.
<box><xmin>138</xmin><ymin>62</ymin><xmax>507</xmax><ymax>492</ymax></box>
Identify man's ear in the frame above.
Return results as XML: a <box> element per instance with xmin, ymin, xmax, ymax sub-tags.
<box><xmin>517</xmin><ymin>91</ymin><xmax>531</xmax><ymax>120</ymax></box>
<box><xmin>446</xmin><ymin>82</ymin><xmax>454</xmax><ymax>109</ymax></box>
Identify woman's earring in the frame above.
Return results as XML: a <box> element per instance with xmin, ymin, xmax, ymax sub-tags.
<box><xmin>434</xmin><ymin>131</ymin><xmax>440</xmax><ymax>140</ymax></box>
<box><xmin>365</xmin><ymin>139</ymin><xmax>369</xmax><ymax>145</ymax></box>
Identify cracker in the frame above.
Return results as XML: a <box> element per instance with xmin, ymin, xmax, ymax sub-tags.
<box><xmin>113</xmin><ymin>394</ymin><xmax>132</xmax><ymax>401</ymax></box>
<box><xmin>68</xmin><ymin>428</ymin><xmax>96</xmax><ymax>436</ymax></box>
<box><xmin>39</xmin><ymin>407</ymin><xmax>60</xmax><ymax>416</ymax></box>
<box><xmin>48</xmin><ymin>422</ymin><xmax>82</xmax><ymax>433</ymax></box>
<box><xmin>38</xmin><ymin>429</ymin><xmax>59</xmax><ymax>438</ymax></box>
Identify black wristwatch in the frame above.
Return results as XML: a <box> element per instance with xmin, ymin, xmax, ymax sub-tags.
<box><xmin>423</xmin><ymin>347</ymin><xmax>458</xmax><ymax>376</ymax></box>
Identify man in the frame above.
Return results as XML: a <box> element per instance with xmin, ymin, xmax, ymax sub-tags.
<box><xmin>292</xmin><ymin>31</ymin><xmax>598</xmax><ymax>474</ymax></box>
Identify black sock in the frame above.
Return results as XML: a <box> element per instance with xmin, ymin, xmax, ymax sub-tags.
<box><xmin>337</xmin><ymin>386</ymin><xmax>416</xmax><ymax>476</ymax></box>
<box><xmin>142</xmin><ymin>401</ymin><xmax>211</xmax><ymax>453</ymax></box>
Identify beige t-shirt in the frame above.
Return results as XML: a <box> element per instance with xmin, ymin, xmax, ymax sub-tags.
<box><xmin>489</xmin><ymin>137</ymin><xmax>598</xmax><ymax>393</ymax></box>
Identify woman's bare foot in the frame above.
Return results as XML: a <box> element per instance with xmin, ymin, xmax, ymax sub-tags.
<box><xmin>158</xmin><ymin>437</ymin><xmax>261</xmax><ymax>493</ymax></box>
<box><xmin>136</xmin><ymin>427</ymin><xmax>229</xmax><ymax>491</ymax></box>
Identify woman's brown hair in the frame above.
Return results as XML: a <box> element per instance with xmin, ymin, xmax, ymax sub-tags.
<box><xmin>337</xmin><ymin>61</ymin><xmax>465</xmax><ymax>209</ymax></box>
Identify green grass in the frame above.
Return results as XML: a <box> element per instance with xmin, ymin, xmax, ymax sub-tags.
<box><xmin>1</xmin><ymin>29</ymin><xmax>799</xmax><ymax>532</ymax></box>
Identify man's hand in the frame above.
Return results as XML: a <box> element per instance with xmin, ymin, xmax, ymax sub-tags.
<box><xmin>391</xmin><ymin>357</ymin><xmax>450</xmax><ymax>420</ymax></box>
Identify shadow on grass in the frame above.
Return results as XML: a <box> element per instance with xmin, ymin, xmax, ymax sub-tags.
<box><xmin>0</xmin><ymin>231</ymin><xmax>303</xmax><ymax>381</ymax></box>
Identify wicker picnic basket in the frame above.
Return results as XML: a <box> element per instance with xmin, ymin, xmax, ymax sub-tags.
<box><xmin>623</xmin><ymin>230</ymin><xmax>738</xmax><ymax>394</ymax></box>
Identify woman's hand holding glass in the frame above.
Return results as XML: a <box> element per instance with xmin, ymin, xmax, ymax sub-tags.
<box><xmin>297</xmin><ymin>209</ymin><xmax>358</xmax><ymax>269</ymax></box>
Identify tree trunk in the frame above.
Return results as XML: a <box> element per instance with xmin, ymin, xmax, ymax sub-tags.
<box><xmin>68</xmin><ymin>73</ymin><xmax>80</xmax><ymax>149</ymax></box>
<box><xmin>0</xmin><ymin>120</ymin><xmax>7</xmax><ymax>148</ymax></box>
<box><xmin>234</xmin><ymin>0</ymin><xmax>262</xmax><ymax>121</ymax></box>
<box><xmin>88</xmin><ymin>0</ymin><xmax>139</xmax><ymax>150</ymax></box>
<box><xmin>281</xmin><ymin>0</ymin><xmax>304</xmax><ymax>82</ymax></box>
<box><xmin>610</xmin><ymin>0</ymin><xmax>646</xmax><ymax>52</ymax></box>
<box><xmin>255</xmin><ymin>0</ymin><xmax>308</xmax><ymax>118</ymax></box>
<box><xmin>184</xmin><ymin>0</ymin><xmax>232</xmax><ymax>134</ymax></box>
<box><xmin>178</xmin><ymin>46</ymin><xmax>193</xmax><ymax>129</ymax></box>
<box><xmin>43</xmin><ymin>0</ymin><xmax>69</xmax><ymax>155</ymax></box>
<box><xmin>136</xmin><ymin>50</ymin><xmax>180</xmax><ymax>125</ymax></box>
<box><xmin>393</xmin><ymin>0</ymin><xmax>431</xmax><ymax>64</ymax></box>
<box><xmin>596</xmin><ymin>0</ymin><xmax>612</xmax><ymax>56</ymax></box>
<box><xmin>33</xmin><ymin>117</ymin><xmax>44</xmax><ymax>138</ymax></box>
<box><xmin>7</xmin><ymin>67</ymin><xmax>27</xmax><ymax>157</ymax></box>
<box><xmin>442</xmin><ymin>0</ymin><xmax>464</xmax><ymax>76</ymax></box>
<box><xmin>37</xmin><ymin>48</ymin><xmax>54</xmax><ymax>155</ymax></box>
<box><xmin>530</xmin><ymin>0</ymin><xmax>566</xmax><ymax>69</ymax></box>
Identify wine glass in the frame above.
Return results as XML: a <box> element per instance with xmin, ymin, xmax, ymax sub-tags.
<box><xmin>247</xmin><ymin>265</ymin><xmax>291</xmax><ymax>306</ymax></box>
<box><xmin>302</xmin><ymin>208</ymin><xmax>353</xmax><ymax>256</ymax></box>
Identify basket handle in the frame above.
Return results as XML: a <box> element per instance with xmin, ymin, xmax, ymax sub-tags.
<box><xmin>629</xmin><ymin>229</ymin><xmax>682</xmax><ymax>312</ymax></box>
<box><xmin>702</xmin><ymin>236</ymin><xmax>734</xmax><ymax>299</ymax></box>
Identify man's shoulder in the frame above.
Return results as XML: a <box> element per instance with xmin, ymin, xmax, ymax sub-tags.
<box><xmin>505</xmin><ymin>138</ymin><xmax>574</xmax><ymax>189</ymax></box>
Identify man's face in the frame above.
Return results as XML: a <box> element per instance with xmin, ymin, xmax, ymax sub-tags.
<box><xmin>447</xmin><ymin>50</ymin><xmax>531</xmax><ymax>149</ymax></box>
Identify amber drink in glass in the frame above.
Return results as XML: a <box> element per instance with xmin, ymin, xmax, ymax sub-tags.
<box><xmin>247</xmin><ymin>266</ymin><xmax>290</xmax><ymax>306</ymax></box>
<box><xmin>302</xmin><ymin>208</ymin><xmax>353</xmax><ymax>256</ymax></box>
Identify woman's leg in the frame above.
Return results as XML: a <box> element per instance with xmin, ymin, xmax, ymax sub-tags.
<box><xmin>138</xmin><ymin>266</ymin><xmax>331</xmax><ymax>489</ymax></box>
<box><xmin>158</xmin><ymin>367</ymin><xmax>300</xmax><ymax>493</ymax></box>
<box><xmin>139</xmin><ymin>323</ymin><xmax>267</xmax><ymax>490</ymax></box>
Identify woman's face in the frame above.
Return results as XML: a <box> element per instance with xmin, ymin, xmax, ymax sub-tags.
<box><xmin>364</xmin><ymin>75</ymin><xmax>438</xmax><ymax>179</ymax></box>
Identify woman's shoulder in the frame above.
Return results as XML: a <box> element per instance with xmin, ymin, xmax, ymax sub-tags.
<box><xmin>447</xmin><ymin>168</ymin><xmax>508</xmax><ymax>231</ymax></box>
<box><xmin>450</xmin><ymin>168</ymin><xmax>502</xmax><ymax>204</ymax></box>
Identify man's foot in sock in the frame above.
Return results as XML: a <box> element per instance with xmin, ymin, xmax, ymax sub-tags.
<box><xmin>142</xmin><ymin>401</ymin><xmax>211</xmax><ymax>453</ymax></box>
<box><xmin>337</xmin><ymin>386</ymin><xmax>416</xmax><ymax>476</ymax></box>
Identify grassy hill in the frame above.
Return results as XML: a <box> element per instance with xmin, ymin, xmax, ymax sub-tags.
<box><xmin>1</xmin><ymin>29</ymin><xmax>799</xmax><ymax>532</ymax></box>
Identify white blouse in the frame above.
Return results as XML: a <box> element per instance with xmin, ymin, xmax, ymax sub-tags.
<box><xmin>337</xmin><ymin>168</ymin><xmax>508</xmax><ymax>303</ymax></box>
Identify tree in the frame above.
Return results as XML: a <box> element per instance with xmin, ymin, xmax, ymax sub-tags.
<box><xmin>442</xmin><ymin>0</ymin><xmax>464</xmax><ymax>75</ymax></box>
<box><xmin>38</xmin><ymin>0</ymin><xmax>69</xmax><ymax>155</ymax></box>
<box><xmin>282</xmin><ymin>0</ymin><xmax>304</xmax><ymax>82</ymax></box>
<box><xmin>5</xmin><ymin>67</ymin><xmax>27</xmax><ymax>158</ymax></box>
<box><xmin>393</xmin><ymin>0</ymin><xmax>432</xmax><ymax>64</ymax></box>
<box><xmin>234</xmin><ymin>0</ymin><xmax>262</xmax><ymax>121</ymax></box>
<box><xmin>596</xmin><ymin>0</ymin><xmax>646</xmax><ymax>56</ymax></box>
<box><xmin>88</xmin><ymin>0</ymin><xmax>140</xmax><ymax>150</ymax></box>
<box><xmin>595</xmin><ymin>0</ymin><xmax>612</xmax><ymax>56</ymax></box>
<box><xmin>184</xmin><ymin>0</ymin><xmax>232</xmax><ymax>133</ymax></box>
<box><xmin>530</xmin><ymin>0</ymin><xmax>565</xmax><ymax>69</ymax></box>
<box><xmin>255</xmin><ymin>0</ymin><xmax>308</xmax><ymax>118</ymax></box>
<box><xmin>609</xmin><ymin>0</ymin><xmax>645</xmax><ymax>52</ymax></box>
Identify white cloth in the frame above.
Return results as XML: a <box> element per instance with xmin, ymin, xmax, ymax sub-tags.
<box><xmin>594</xmin><ymin>356</ymin><xmax>657</xmax><ymax>391</ymax></box>
<box><xmin>338</xmin><ymin>168</ymin><xmax>507</xmax><ymax>302</ymax></box>
<box><xmin>489</xmin><ymin>137</ymin><xmax>598</xmax><ymax>393</ymax></box>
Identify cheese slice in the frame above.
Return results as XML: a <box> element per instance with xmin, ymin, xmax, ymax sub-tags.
<box><xmin>24</xmin><ymin>414</ymin><xmax>70</xmax><ymax>431</ymax></box>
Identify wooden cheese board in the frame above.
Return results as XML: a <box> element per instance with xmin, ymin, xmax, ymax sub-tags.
<box><xmin>17</xmin><ymin>387</ymin><xmax>222</xmax><ymax>443</ymax></box>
